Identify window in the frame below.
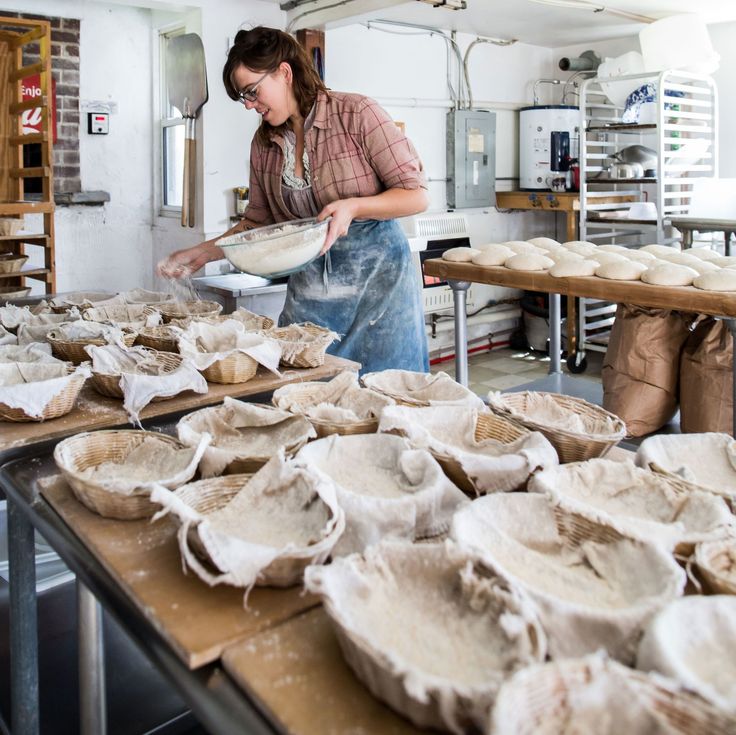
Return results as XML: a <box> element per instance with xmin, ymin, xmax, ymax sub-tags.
<box><xmin>159</xmin><ymin>27</ymin><xmax>185</xmax><ymax>212</ymax></box>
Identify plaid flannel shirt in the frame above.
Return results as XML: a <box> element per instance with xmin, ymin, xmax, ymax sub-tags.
<box><xmin>236</xmin><ymin>91</ymin><xmax>427</xmax><ymax>231</ymax></box>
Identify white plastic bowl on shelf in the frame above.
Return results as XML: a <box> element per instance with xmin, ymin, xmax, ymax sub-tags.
<box><xmin>216</xmin><ymin>217</ymin><xmax>329</xmax><ymax>278</ymax></box>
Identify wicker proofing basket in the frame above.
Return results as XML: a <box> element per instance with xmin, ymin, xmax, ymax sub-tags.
<box><xmin>490</xmin><ymin>657</ymin><xmax>736</xmax><ymax>735</ymax></box>
<box><xmin>267</xmin><ymin>323</ymin><xmax>335</xmax><ymax>368</ymax></box>
<box><xmin>432</xmin><ymin>412</ymin><xmax>531</xmax><ymax>494</ymax></box>
<box><xmin>53</xmin><ymin>430</ymin><xmax>192</xmax><ymax>520</ymax></box>
<box><xmin>0</xmin><ymin>286</ymin><xmax>31</xmax><ymax>302</ymax></box>
<box><xmin>491</xmin><ymin>392</ymin><xmax>626</xmax><ymax>463</ymax></box>
<box><xmin>200</xmin><ymin>352</ymin><xmax>258</xmax><ymax>385</ymax></box>
<box><xmin>0</xmin><ymin>253</ymin><xmax>28</xmax><ymax>274</ymax></box>
<box><xmin>272</xmin><ymin>382</ymin><xmax>380</xmax><ymax>438</ymax></box>
<box><xmin>694</xmin><ymin>538</ymin><xmax>736</xmax><ymax>595</ymax></box>
<box><xmin>159</xmin><ymin>300</ymin><xmax>222</xmax><ymax>323</ymax></box>
<box><xmin>0</xmin><ymin>368</ymin><xmax>86</xmax><ymax>422</ymax></box>
<box><xmin>90</xmin><ymin>351</ymin><xmax>185</xmax><ymax>400</ymax></box>
<box><xmin>47</xmin><ymin>330</ymin><xmax>137</xmax><ymax>365</ymax></box>
<box><xmin>135</xmin><ymin>326</ymin><xmax>181</xmax><ymax>353</ymax></box>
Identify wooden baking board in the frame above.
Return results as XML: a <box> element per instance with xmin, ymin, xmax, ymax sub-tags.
<box><xmin>0</xmin><ymin>355</ymin><xmax>359</xmax><ymax>452</ymax></box>
<box><xmin>425</xmin><ymin>259</ymin><xmax>736</xmax><ymax>318</ymax></box>
<box><xmin>40</xmin><ymin>475</ymin><xmax>320</xmax><ymax>669</ymax></box>
<box><xmin>222</xmin><ymin>607</ymin><xmax>427</xmax><ymax>735</ymax></box>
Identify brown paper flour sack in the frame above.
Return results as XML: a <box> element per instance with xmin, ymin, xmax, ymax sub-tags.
<box><xmin>602</xmin><ymin>305</ymin><xmax>691</xmax><ymax>437</ymax></box>
<box><xmin>680</xmin><ymin>317</ymin><xmax>733</xmax><ymax>434</ymax></box>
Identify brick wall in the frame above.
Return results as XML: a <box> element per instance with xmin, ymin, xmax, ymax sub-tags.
<box><xmin>5</xmin><ymin>12</ymin><xmax>80</xmax><ymax>194</ymax></box>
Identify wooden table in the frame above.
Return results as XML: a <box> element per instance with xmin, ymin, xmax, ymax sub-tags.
<box><xmin>424</xmin><ymin>258</ymin><xmax>736</xmax><ymax>432</ymax></box>
<box><xmin>670</xmin><ymin>216</ymin><xmax>736</xmax><ymax>254</ymax></box>
<box><xmin>0</xmin><ymin>354</ymin><xmax>358</xmax><ymax>452</ymax></box>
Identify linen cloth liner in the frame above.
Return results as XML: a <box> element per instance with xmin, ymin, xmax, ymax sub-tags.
<box><xmin>529</xmin><ymin>458</ymin><xmax>734</xmax><ymax>550</ymax></box>
<box><xmin>0</xmin><ymin>343</ymin><xmax>66</xmax><ymax>364</ymax></box>
<box><xmin>294</xmin><ymin>433</ymin><xmax>469</xmax><ymax>555</ymax></box>
<box><xmin>86</xmin><ymin>344</ymin><xmax>208</xmax><ymax>424</ymax></box>
<box><xmin>177</xmin><ymin>396</ymin><xmax>316</xmax><ymax>477</ymax></box>
<box><xmin>450</xmin><ymin>494</ymin><xmax>684</xmax><ymax>663</ymax></box>
<box><xmin>362</xmin><ymin>369</ymin><xmax>485</xmax><ymax>409</ymax></box>
<box><xmin>0</xmin><ymin>363</ymin><xmax>90</xmax><ymax>418</ymax></box>
<box><xmin>66</xmin><ymin>433</ymin><xmax>211</xmax><ymax>497</ymax></box>
<box><xmin>50</xmin><ymin>291</ymin><xmax>126</xmax><ymax>309</ymax></box>
<box><xmin>150</xmin><ymin>454</ymin><xmax>345</xmax><ymax>597</ymax></box>
<box><xmin>121</xmin><ymin>288</ymin><xmax>175</xmax><ymax>304</ymax></box>
<box><xmin>272</xmin><ymin>370</ymin><xmax>394</xmax><ymax>422</ymax></box>
<box><xmin>491</xmin><ymin>653</ymin><xmax>734</xmax><ymax>735</ymax></box>
<box><xmin>487</xmin><ymin>390</ymin><xmax>622</xmax><ymax>438</ymax></box>
<box><xmin>637</xmin><ymin>595</ymin><xmax>736</xmax><ymax>714</ymax></box>
<box><xmin>17</xmin><ymin>323</ymin><xmax>73</xmax><ymax>345</ymax></box>
<box><xmin>177</xmin><ymin>320</ymin><xmax>281</xmax><ymax>374</ymax></box>
<box><xmin>636</xmin><ymin>432</ymin><xmax>736</xmax><ymax>499</ymax></box>
<box><xmin>378</xmin><ymin>404</ymin><xmax>558</xmax><ymax>494</ymax></box>
<box><xmin>0</xmin><ymin>305</ymin><xmax>76</xmax><ymax>330</ymax></box>
<box><xmin>49</xmin><ymin>320</ymin><xmax>130</xmax><ymax>347</ymax></box>
<box><xmin>0</xmin><ymin>326</ymin><xmax>15</xmax><ymax>345</ymax></box>
<box><xmin>267</xmin><ymin>322</ymin><xmax>339</xmax><ymax>365</ymax></box>
<box><xmin>304</xmin><ymin>540</ymin><xmax>546</xmax><ymax>735</ymax></box>
<box><xmin>82</xmin><ymin>304</ymin><xmax>162</xmax><ymax>330</ymax></box>
<box><xmin>215</xmin><ymin>308</ymin><xmax>273</xmax><ymax>332</ymax></box>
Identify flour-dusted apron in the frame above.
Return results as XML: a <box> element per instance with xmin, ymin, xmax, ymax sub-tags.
<box><xmin>279</xmin><ymin>219</ymin><xmax>429</xmax><ymax>374</ymax></box>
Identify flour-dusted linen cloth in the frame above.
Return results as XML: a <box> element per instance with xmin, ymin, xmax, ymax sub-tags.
<box><xmin>362</xmin><ymin>369</ymin><xmax>485</xmax><ymax>408</ymax></box>
<box><xmin>177</xmin><ymin>397</ymin><xmax>316</xmax><ymax>477</ymax></box>
<box><xmin>177</xmin><ymin>320</ymin><xmax>282</xmax><ymax>374</ymax></box>
<box><xmin>86</xmin><ymin>344</ymin><xmax>208</xmax><ymax>424</ymax></box>
<box><xmin>0</xmin><ymin>363</ymin><xmax>90</xmax><ymax>419</ymax></box>
<box><xmin>378</xmin><ymin>404</ymin><xmax>558</xmax><ymax>494</ymax></box>
<box><xmin>151</xmin><ymin>454</ymin><xmax>345</xmax><ymax>597</ymax></box>
<box><xmin>294</xmin><ymin>433</ymin><xmax>469</xmax><ymax>555</ymax></box>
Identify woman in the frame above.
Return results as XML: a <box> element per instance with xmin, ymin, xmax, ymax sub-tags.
<box><xmin>159</xmin><ymin>26</ymin><xmax>429</xmax><ymax>374</ymax></box>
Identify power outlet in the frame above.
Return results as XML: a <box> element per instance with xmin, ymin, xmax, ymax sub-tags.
<box><xmin>87</xmin><ymin>112</ymin><xmax>109</xmax><ymax>135</ymax></box>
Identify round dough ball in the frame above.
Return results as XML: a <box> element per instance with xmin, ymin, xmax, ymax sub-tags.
<box><xmin>471</xmin><ymin>247</ymin><xmax>512</xmax><ymax>266</ymax></box>
<box><xmin>504</xmin><ymin>240</ymin><xmax>541</xmax><ymax>254</ymax></box>
<box><xmin>563</xmin><ymin>240</ymin><xmax>596</xmax><ymax>249</ymax></box>
<box><xmin>443</xmin><ymin>247</ymin><xmax>480</xmax><ymax>262</ymax></box>
<box><xmin>640</xmin><ymin>244</ymin><xmax>675</xmax><ymax>257</ymax></box>
<box><xmin>549</xmin><ymin>259</ymin><xmax>598</xmax><ymax>278</ymax></box>
<box><xmin>682</xmin><ymin>247</ymin><xmax>721</xmax><ymax>262</ymax></box>
<box><xmin>659</xmin><ymin>252</ymin><xmax>703</xmax><ymax>268</ymax></box>
<box><xmin>597</xmin><ymin>244</ymin><xmax>628</xmax><ymax>253</ymax></box>
<box><xmin>587</xmin><ymin>252</ymin><xmax>628</xmax><ymax>265</ymax></box>
<box><xmin>527</xmin><ymin>237</ymin><xmax>562</xmax><ymax>250</ymax></box>
<box><xmin>641</xmin><ymin>264</ymin><xmax>699</xmax><ymax>286</ymax></box>
<box><xmin>548</xmin><ymin>250</ymin><xmax>584</xmax><ymax>263</ymax></box>
<box><xmin>713</xmin><ymin>256</ymin><xmax>736</xmax><ymax>267</ymax></box>
<box><xmin>476</xmin><ymin>242</ymin><xmax>513</xmax><ymax>254</ymax></box>
<box><xmin>563</xmin><ymin>242</ymin><xmax>597</xmax><ymax>256</ymax></box>
<box><xmin>504</xmin><ymin>253</ymin><xmax>554</xmax><ymax>271</ymax></box>
<box><xmin>693</xmin><ymin>270</ymin><xmax>736</xmax><ymax>291</ymax></box>
<box><xmin>688</xmin><ymin>260</ymin><xmax>720</xmax><ymax>275</ymax></box>
<box><xmin>625</xmin><ymin>250</ymin><xmax>657</xmax><ymax>263</ymax></box>
<box><xmin>595</xmin><ymin>260</ymin><xmax>647</xmax><ymax>281</ymax></box>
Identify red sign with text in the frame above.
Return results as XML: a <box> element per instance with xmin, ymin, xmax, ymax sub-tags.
<box><xmin>21</xmin><ymin>74</ymin><xmax>57</xmax><ymax>143</ymax></box>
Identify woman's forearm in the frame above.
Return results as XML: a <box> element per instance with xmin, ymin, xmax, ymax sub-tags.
<box><xmin>348</xmin><ymin>187</ymin><xmax>429</xmax><ymax>221</ymax></box>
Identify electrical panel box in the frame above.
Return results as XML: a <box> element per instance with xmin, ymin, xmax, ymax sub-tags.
<box><xmin>87</xmin><ymin>112</ymin><xmax>109</xmax><ymax>134</ymax></box>
<box><xmin>446</xmin><ymin>109</ymin><xmax>496</xmax><ymax>209</ymax></box>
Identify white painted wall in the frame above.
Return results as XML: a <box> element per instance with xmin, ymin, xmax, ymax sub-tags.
<box><xmin>6</xmin><ymin>0</ymin><xmax>154</xmax><ymax>294</ymax></box>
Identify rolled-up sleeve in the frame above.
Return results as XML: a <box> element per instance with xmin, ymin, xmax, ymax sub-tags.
<box><xmin>357</xmin><ymin>98</ymin><xmax>427</xmax><ymax>191</ymax></box>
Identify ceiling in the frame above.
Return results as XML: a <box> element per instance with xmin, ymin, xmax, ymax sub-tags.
<box><xmin>287</xmin><ymin>0</ymin><xmax>736</xmax><ymax>47</ymax></box>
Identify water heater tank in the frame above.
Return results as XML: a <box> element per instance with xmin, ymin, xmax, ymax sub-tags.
<box><xmin>519</xmin><ymin>105</ymin><xmax>579</xmax><ymax>190</ymax></box>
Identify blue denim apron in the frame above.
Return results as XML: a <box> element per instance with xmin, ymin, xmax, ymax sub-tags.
<box><xmin>279</xmin><ymin>219</ymin><xmax>429</xmax><ymax>374</ymax></box>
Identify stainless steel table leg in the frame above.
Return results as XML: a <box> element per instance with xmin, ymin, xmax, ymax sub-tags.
<box><xmin>727</xmin><ymin>319</ymin><xmax>736</xmax><ymax>437</ymax></box>
<box><xmin>448</xmin><ymin>280</ymin><xmax>471</xmax><ymax>387</ymax></box>
<box><xmin>8</xmin><ymin>498</ymin><xmax>39</xmax><ymax>735</ymax></box>
<box><xmin>78</xmin><ymin>581</ymin><xmax>107</xmax><ymax>735</ymax></box>
<box><xmin>548</xmin><ymin>292</ymin><xmax>562</xmax><ymax>375</ymax></box>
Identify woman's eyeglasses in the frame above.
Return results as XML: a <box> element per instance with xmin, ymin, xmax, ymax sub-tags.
<box><xmin>238</xmin><ymin>71</ymin><xmax>270</xmax><ymax>104</ymax></box>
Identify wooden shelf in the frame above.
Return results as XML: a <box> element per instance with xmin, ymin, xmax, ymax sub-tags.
<box><xmin>0</xmin><ymin>267</ymin><xmax>50</xmax><ymax>281</ymax></box>
<box><xmin>586</xmin><ymin>123</ymin><xmax>657</xmax><ymax>133</ymax></box>
<box><xmin>0</xmin><ymin>233</ymin><xmax>49</xmax><ymax>243</ymax></box>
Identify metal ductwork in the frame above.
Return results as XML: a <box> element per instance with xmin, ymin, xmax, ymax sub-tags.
<box><xmin>558</xmin><ymin>49</ymin><xmax>601</xmax><ymax>72</ymax></box>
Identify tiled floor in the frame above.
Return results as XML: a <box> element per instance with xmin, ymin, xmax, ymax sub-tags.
<box><xmin>431</xmin><ymin>346</ymin><xmax>604</xmax><ymax>398</ymax></box>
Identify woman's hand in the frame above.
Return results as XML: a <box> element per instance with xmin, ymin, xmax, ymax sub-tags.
<box><xmin>157</xmin><ymin>242</ymin><xmax>223</xmax><ymax>279</ymax></box>
<box><xmin>317</xmin><ymin>199</ymin><xmax>358</xmax><ymax>255</ymax></box>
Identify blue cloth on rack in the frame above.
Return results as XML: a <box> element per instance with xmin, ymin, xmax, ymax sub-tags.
<box><xmin>279</xmin><ymin>218</ymin><xmax>429</xmax><ymax>374</ymax></box>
